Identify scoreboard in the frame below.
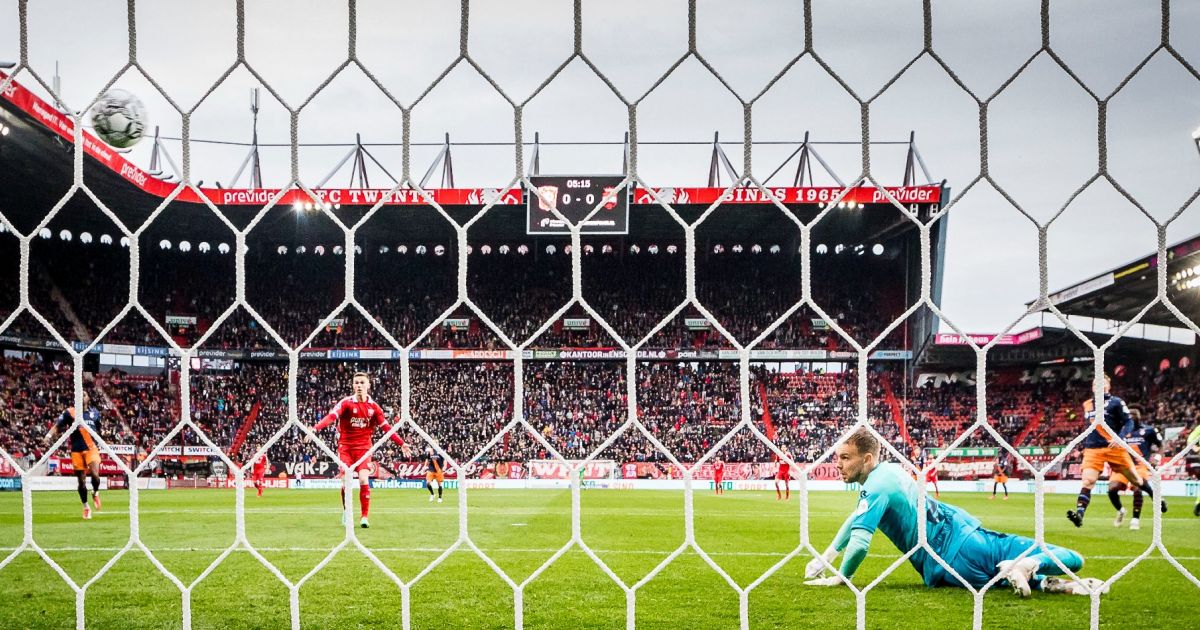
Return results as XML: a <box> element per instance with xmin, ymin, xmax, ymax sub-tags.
<box><xmin>527</xmin><ymin>175</ymin><xmax>630</xmax><ymax>235</ymax></box>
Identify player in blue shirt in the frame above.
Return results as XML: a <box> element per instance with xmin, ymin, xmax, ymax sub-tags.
<box><xmin>1068</xmin><ymin>375</ymin><xmax>1164</xmax><ymax>528</ymax></box>
<box><xmin>1105</xmin><ymin>408</ymin><xmax>1161</xmax><ymax>530</ymax></box>
<box><xmin>424</xmin><ymin>447</ymin><xmax>446</xmax><ymax>503</ymax></box>
<box><xmin>44</xmin><ymin>392</ymin><xmax>105</xmax><ymax>520</ymax></box>
<box><xmin>804</xmin><ymin>427</ymin><xmax>1103</xmax><ymax>597</ymax></box>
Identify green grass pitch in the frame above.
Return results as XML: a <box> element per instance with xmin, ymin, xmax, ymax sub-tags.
<box><xmin>0</xmin><ymin>488</ymin><xmax>1196</xmax><ymax>629</ymax></box>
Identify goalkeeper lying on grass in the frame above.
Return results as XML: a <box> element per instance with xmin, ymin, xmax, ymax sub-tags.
<box><xmin>804</xmin><ymin>427</ymin><xmax>1104</xmax><ymax>597</ymax></box>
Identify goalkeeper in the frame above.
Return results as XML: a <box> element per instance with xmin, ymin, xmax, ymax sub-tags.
<box><xmin>804</xmin><ymin>427</ymin><xmax>1103</xmax><ymax>597</ymax></box>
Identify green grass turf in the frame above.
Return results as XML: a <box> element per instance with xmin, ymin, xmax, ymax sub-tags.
<box><xmin>0</xmin><ymin>488</ymin><xmax>1196</xmax><ymax>628</ymax></box>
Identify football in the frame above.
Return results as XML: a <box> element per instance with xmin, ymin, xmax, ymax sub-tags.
<box><xmin>89</xmin><ymin>88</ymin><xmax>147</xmax><ymax>148</ymax></box>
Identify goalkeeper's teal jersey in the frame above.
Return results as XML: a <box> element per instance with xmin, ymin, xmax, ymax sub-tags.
<box><xmin>849</xmin><ymin>462</ymin><xmax>983</xmax><ymax>586</ymax></box>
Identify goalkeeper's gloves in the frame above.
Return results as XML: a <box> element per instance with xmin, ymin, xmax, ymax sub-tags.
<box><xmin>804</xmin><ymin>548</ymin><xmax>839</xmax><ymax>579</ymax></box>
<box><xmin>803</xmin><ymin>575</ymin><xmax>847</xmax><ymax>587</ymax></box>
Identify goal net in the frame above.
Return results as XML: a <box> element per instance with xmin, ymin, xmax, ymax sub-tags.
<box><xmin>0</xmin><ymin>1</ymin><xmax>1197</xmax><ymax>629</ymax></box>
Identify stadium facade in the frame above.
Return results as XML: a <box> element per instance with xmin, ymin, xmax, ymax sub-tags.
<box><xmin>1</xmin><ymin>71</ymin><xmax>1197</xmax><ymax>492</ymax></box>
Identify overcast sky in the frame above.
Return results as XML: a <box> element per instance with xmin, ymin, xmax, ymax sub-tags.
<box><xmin>4</xmin><ymin>0</ymin><xmax>1200</xmax><ymax>337</ymax></box>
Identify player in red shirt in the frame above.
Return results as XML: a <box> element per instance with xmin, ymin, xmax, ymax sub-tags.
<box><xmin>251</xmin><ymin>453</ymin><xmax>269</xmax><ymax>497</ymax></box>
<box><xmin>310</xmin><ymin>372</ymin><xmax>410</xmax><ymax>528</ymax></box>
<box><xmin>775</xmin><ymin>455</ymin><xmax>791</xmax><ymax>501</ymax></box>
<box><xmin>712</xmin><ymin>458</ymin><xmax>725</xmax><ymax>495</ymax></box>
<box><xmin>922</xmin><ymin>455</ymin><xmax>941</xmax><ymax>498</ymax></box>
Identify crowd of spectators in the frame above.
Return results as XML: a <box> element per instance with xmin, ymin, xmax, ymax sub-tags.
<box><xmin>355</xmin><ymin>253</ymin><xmax>459</xmax><ymax>346</ymax></box>
<box><xmin>0</xmin><ymin>352</ymin><xmax>77</xmax><ymax>467</ymax></box>
<box><xmin>189</xmin><ymin>362</ymin><xmax>290</xmax><ymax>461</ymax></box>
<box><xmin>3</xmin><ymin>194</ymin><xmax>1196</xmax><ymax>483</ymax></box>
<box><xmin>7</xmin><ymin>237</ymin><xmax>919</xmax><ymax>354</ymax></box>
<box><xmin>582</xmin><ymin>252</ymin><xmax>687</xmax><ymax>344</ymax></box>
<box><xmin>755</xmin><ymin>367</ymin><xmax>906</xmax><ymax>461</ymax></box>
<box><xmin>95</xmin><ymin>371</ymin><xmax>173</xmax><ymax>450</ymax></box>
<box><xmin>22</xmin><ymin>238</ymin><xmax>131</xmax><ymax>343</ymax></box>
<box><xmin>7</xmin><ymin>346</ymin><xmax>1197</xmax><ymax>477</ymax></box>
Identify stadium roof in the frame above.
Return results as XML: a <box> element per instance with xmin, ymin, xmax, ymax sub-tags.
<box><xmin>0</xmin><ymin>72</ymin><xmax>941</xmax><ymax>247</ymax></box>
<box><xmin>918</xmin><ymin>324</ymin><xmax>1193</xmax><ymax>368</ymax></box>
<box><xmin>1033</xmin><ymin>234</ymin><xmax>1200</xmax><ymax>328</ymax></box>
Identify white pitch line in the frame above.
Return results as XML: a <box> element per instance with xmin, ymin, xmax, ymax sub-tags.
<box><xmin>3</xmin><ymin>547</ymin><xmax>1198</xmax><ymax>561</ymax></box>
<box><xmin>0</xmin><ymin>507</ymin><xmax>1129</xmax><ymax>522</ymax></box>
<box><xmin>0</xmin><ymin>508</ymin><xmax>822</xmax><ymax>517</ymax></box>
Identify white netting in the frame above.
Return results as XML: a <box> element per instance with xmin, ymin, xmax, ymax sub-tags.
<box><xmin>0</xmin><ymin>1</ymin><xmax>1198</xmax><ymax>629</ymax></box>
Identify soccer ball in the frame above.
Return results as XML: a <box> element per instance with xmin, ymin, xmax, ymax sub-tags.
<box><xmin>89</xmin><ymin>89</ymin><xmax>147</xmax><ymax>148</ymax></box>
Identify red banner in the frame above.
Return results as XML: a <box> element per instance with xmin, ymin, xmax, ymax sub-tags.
<box><xmin>936</xmin><ymin>460</ymin><xmax>995</xmax><ymax>480</ymax></box>
<box><xmin>54</xmin><ymin>457</ymin><xmax>127</xmax><ymax>476</ymax></box>
<box><xmin>934</xmin><ymin>328</ymin><xmax>1044</xmax><ymax>346</ymax></box>
<box><xmin>208</xmin><ymin>477</ymin><xmax>290</xmax><ymax>489</ymax></box>
<box><xmin>200</xmin><ymin>184</ymin><xmax>940</xmax><ymax>209</ymax></box>
<box><xmin>634</xmin><ymin>185</ymin><xmax>941</xmax><ymax>206</ymax></box>
<box><xmin>207</xmin><ymin>187</ymin><xmax>523</xmax><ymax>207</ymax></box>
<box><xmin>525</xmin><ymin>460</ymin><xmax>618</xmax><ymax>480</ymax></box>
<box><xmin>382</xmin><ymin>460</ymin><xmax>841</xmax><ymax>481</ymax></box>
<box><xmin>623</xmin><ymin>461</ymin><xmax>842</xmax><ymax>481</ymax></box>
<box><xmin>0</xmin><ymin>71</ymin><xmax>942</xmax><ymax>210</ymax></box>
<box><xmin>386</xmin><ymin>461</ymin><xmax>464</xmax><ymax>479</ymax></box>
<box><xmin>374</xmin><ymin>460</ymin><xmax>524</xmax><ymax>480</ymax></box>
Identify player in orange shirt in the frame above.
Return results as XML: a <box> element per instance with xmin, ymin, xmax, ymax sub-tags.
<box><xmin>991</xmin><ymin>457</ymin><xmax>1009</xmax><ymax>500</ymax></box>
<box><xmin>44</xmin><ymin>393</ymin><xmax>104</xmax><ymax>520</ymax></box>
<box><xmin>1105</xmin><ymin>408</ymin><xmax>1160</xmax><ymax>530</ymax></box>
<box><xmin>423</xmin><ymin>447</ymin><xmax>446</xmax><ymax>503</ymax></box>
<box><xmin>1067</xmin><ymin>376</ymin><xmax>1164</xmax><ymax>528</ymax></box>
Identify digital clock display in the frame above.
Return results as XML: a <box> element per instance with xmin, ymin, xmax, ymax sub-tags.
<box><xmin>527</xmin><ymin>174</ymin><xmax>629</xmax><ymax>235</ymax></box>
